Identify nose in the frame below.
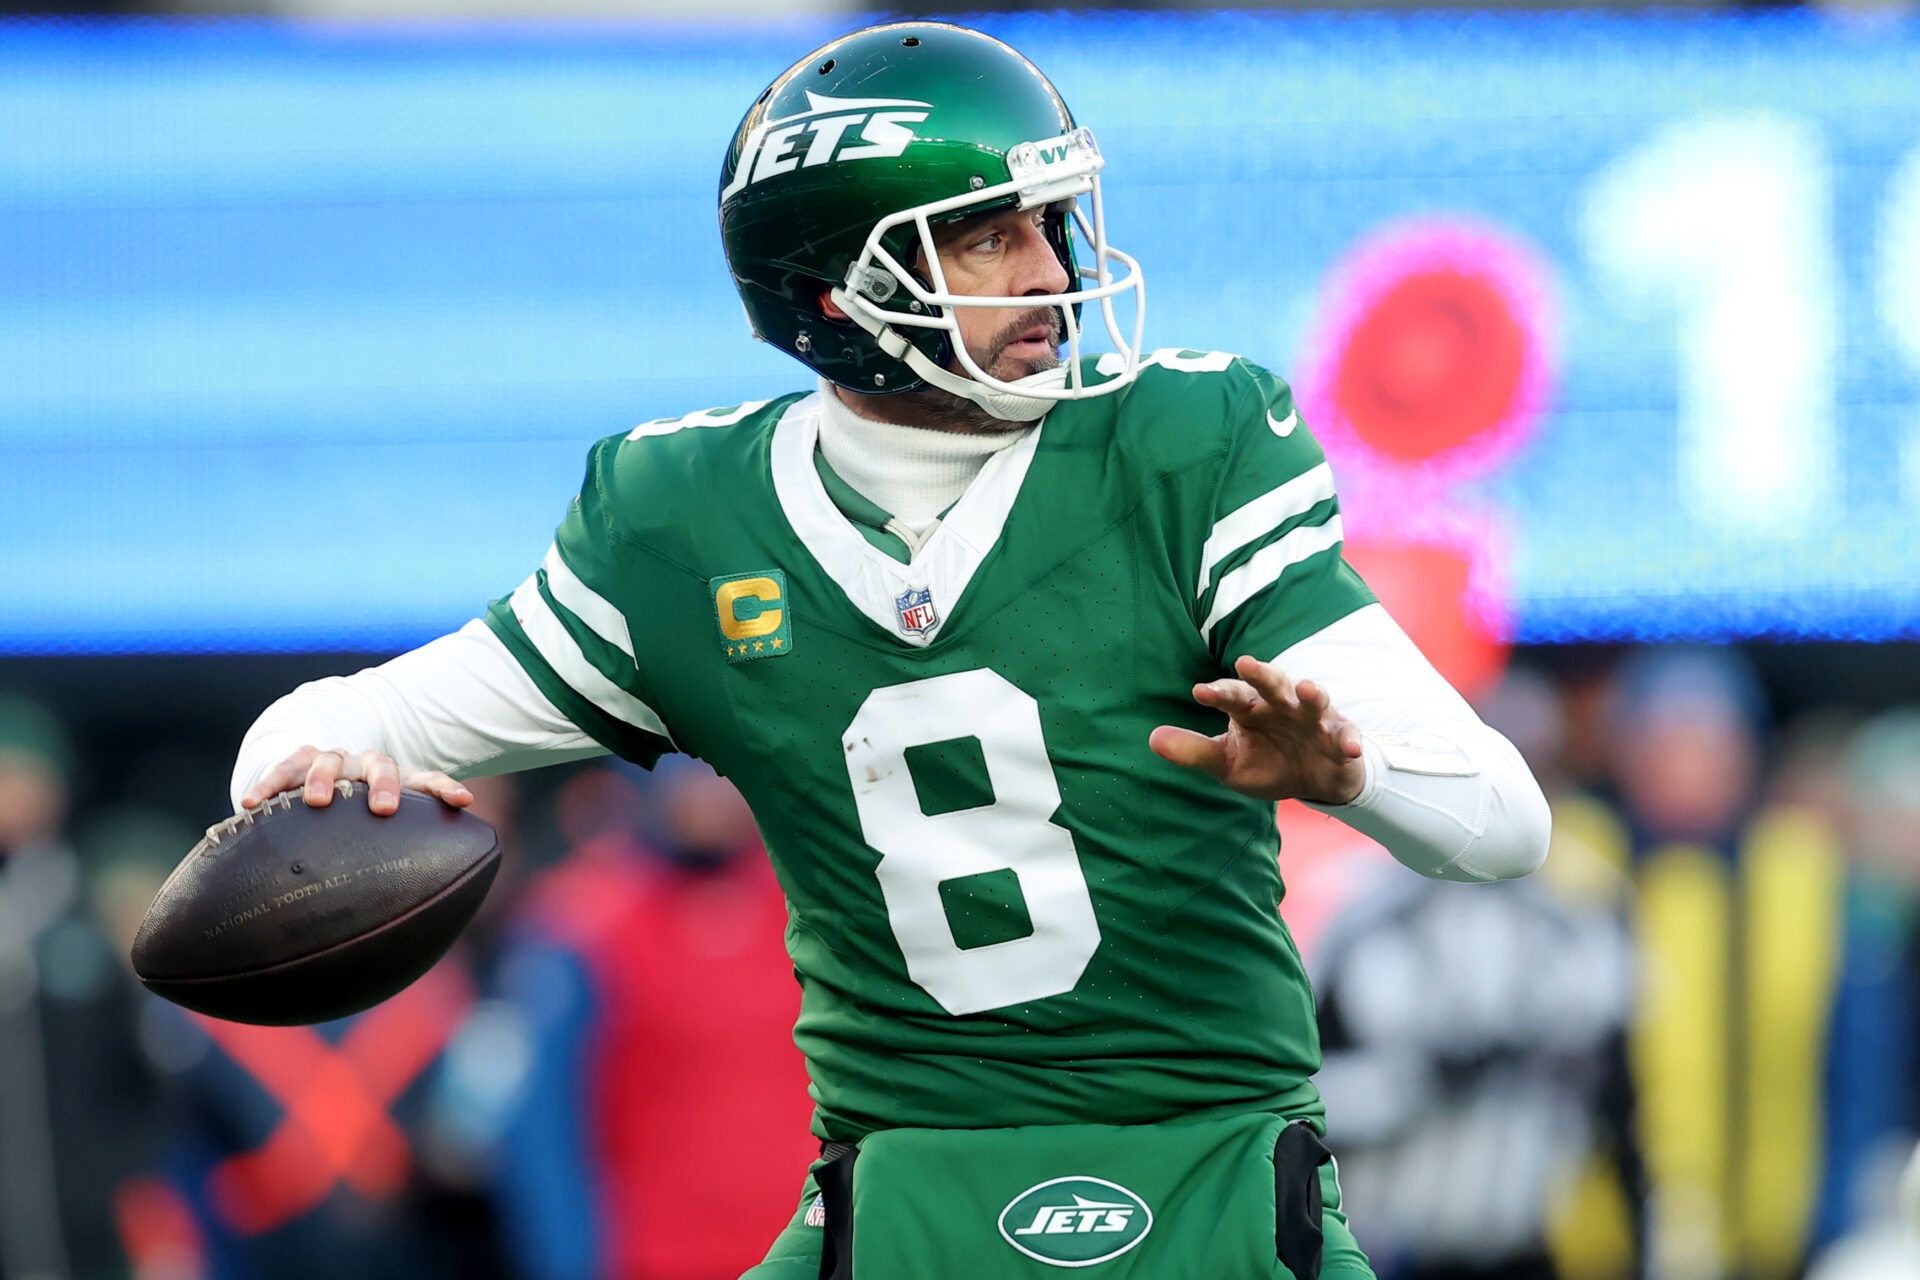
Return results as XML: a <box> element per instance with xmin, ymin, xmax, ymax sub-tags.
<box><xmin>1012</xmin><ymin>219</ymin><xmax>1071</xmax><ymax>298</ymax></box>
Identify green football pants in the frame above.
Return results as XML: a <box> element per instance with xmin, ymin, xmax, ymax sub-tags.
<box><xmin>740</xmin><ymin>1155</ymin><xmax>1375</xmax><ymax>1280</ymax></box>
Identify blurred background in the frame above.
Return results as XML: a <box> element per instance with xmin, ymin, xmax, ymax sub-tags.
<box><xmin>3</xmin><ymin>1</ymin><xmax>1919</xmax><ymax>1279</ymax></box>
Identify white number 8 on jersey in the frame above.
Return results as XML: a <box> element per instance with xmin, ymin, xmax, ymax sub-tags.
<box><xmin>843</xmin><ymin>668</ymin><xmax>1102</xmax><ymax>1016</ymax></box>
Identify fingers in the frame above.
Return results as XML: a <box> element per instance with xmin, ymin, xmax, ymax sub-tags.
<box><xmin>403</xmin><ymin>771</ymin><xmax>474</xmax><ymax>810</ymax></box>
<box><xmin>1231</xmin><ymin>660</ymin><xmax>1351</xmax><ymax>736</ymax></box>
<box><xmin>1219</xmin><ymin>659</ymin><xmax>1363</xmax><ymax>753</ymax></box>
<box><xmin>1184</xmin><ymin>659</ymin><xmax>1369</xmax><ymax>804</ymax></box>
<box><xmin>1191</xmin><ymin>678</ymin><xmax>1260</xmax><ymax>718</ymax></box>
<box><xmin>1294</xmin><ymin>678</ymin><xmax>1359</xmax><ymax>757</ymax></box>
<box><xmin>335</xmin><ymin>751</ymin><xmax>445</xmax><ymax>815</ymax></box>
<box><xmin>240</xmin><ymin>745</ymin><xmax>320</xmax><ymax>809</ymax></box>
<box><xmin>1295</xmin><ymin>678</ymin><xmax>1328</xmax><ymax>715</ymax></box>
<box><xmin>304</xmin><ymin>750</ymin><xmax>349</xmax><ymax>806</ymax></box>
<box><xmin>1243</xmin><ymin>663</ymin><xmax>1364</xmax><ymax>759</ymax></box>
<box><xmin>362</xmin><ymin>751</ymin><xmax>403</xmax><ymax>815</ymax></box>
<box><xmin>1192</xmin><ymin>661</ymin><xmax>1302</xmax><ymax>730</ymax></box>
<box><xmin>241</xmin><ymin>747</ymin><xmax>466</xmax><ymax>818</ymax></box>
<box><xmin>1337</xmin><ymin>727</ymin><xmax>1363</xmax><ymax>759</ymax></box>
<box><xmin>1234</xmin><ymin>655</ymin><xmax>1299</xmax><ymax>711</ymax></box>
<box><xmin>1148</xmin><ymin>725</ymin><xmax>1230</xmax><ymax>780</ymax></box>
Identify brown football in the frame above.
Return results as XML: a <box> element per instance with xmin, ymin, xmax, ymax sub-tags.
<box><xmin>131</xmin><ymin>782</ymin><xmax>500</xmax><ymax>1025</ymax></box>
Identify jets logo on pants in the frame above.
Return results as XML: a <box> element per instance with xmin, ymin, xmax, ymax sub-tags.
<box><xmin>998</xmin><ymin>1177</ymin><xmax>1153</xmax><ymax>1268</ymax></box>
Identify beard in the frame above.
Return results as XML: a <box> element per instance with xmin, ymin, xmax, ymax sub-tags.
<box><xmin>884</xmin><ymin>306</ymin><xmax>1063</xmax><ymax>435</ymax></box>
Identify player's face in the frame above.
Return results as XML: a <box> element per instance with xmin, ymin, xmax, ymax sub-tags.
<box><xmin>927</xmin><ymin>206</ymin><xmax>1070</xmax><ymax>383</ymax></box>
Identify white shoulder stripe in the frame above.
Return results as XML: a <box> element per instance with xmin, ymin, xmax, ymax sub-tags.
<box><xmin>1200</xmin><ymin>516</ymin><xmax>1345</xmax><ymax>644</ymax></box>
<box><xmin>627</xmin><ymin>400</ymin><xmax>770</xmax><ymax>440</ymax></box>
<box><xmin>541</xmin><ymin>544</ymin><xmax>634</xmax><ymax>664</ymax></box>
<box><xmin>508</xmin><ymin>574</ymin><xmax>674</xmax><ymax>747</ymax></box>
<box><xmin>1197</xmin><ymin>463</ymin><xmax>1336</xmax><ymax>597</ymax></box>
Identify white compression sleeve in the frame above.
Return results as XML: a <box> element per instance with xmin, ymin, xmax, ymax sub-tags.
<box><xmin>228</xmin><ymin>618</ymin><xmax>609</xmax><ymax>810</ymax></box>
<box><xmin>1280</xmin><ymin>604</ymin><xmax>1551</xmax><ymax>882</ymax></box>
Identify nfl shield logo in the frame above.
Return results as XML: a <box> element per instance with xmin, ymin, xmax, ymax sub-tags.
<box><xmin>894</xmin><ymin>585</ymin><xmax>940</xmax><ymax>637</ymax></box>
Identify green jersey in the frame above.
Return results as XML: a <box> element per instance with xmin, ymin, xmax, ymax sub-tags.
<box><xmin>486</xmin><ymin>350</ymin><xmax>1373</xmax><ymax>1143</ymax></box>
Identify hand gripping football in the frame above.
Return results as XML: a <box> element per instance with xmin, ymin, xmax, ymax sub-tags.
<box><xmin>131</xmin><ymin>783</ymin><xmax>500</xmax><ymax>1025</ymax></box>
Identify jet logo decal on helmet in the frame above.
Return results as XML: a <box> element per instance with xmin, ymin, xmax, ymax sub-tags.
<box><xmin>723</xmin><ymin>92</ymin><xmax>933</xmax><ymax>197</ymax></box>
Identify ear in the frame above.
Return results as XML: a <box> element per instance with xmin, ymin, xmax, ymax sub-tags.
<box><xmin>819</xmin><ymin>288</ymin><xmax>851</xmax><ymax>322</ymax></box>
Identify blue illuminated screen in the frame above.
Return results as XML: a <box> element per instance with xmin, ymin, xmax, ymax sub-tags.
<box><xmin>3</xmin><ymin>15</ymin><xmax>1917</xmax><ymax>652</ymax></box>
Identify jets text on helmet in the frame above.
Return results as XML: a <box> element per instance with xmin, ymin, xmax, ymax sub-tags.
<box><xmin>725</xmin><ymin>92</ymin><xmax>933</xmax><ymax>198</ymax></box>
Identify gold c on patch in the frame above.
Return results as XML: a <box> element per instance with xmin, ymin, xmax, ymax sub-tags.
<box><xmin>712</xmin><ymin>570</ymin><xmax>793</xmax><ymax>663</ymax></box>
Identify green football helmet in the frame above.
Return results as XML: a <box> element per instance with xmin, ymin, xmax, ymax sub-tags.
<box><xmin>718</xmin><ymin>22</ymin><xmax>1145</xmax><ymax>419</ymax></box>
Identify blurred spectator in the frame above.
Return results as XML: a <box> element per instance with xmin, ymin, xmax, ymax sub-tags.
<box><xmin>78</xmin><ymin>808</ymin><xmax>203</xmax><ymax>966</ymax></box>
<box><xmin>1766</xmin><ymin>710</ymin><xmax>1863</xmax><ymax>826</ymax></box>
<box><xmin>1813</xmin><ymin>713</ymin><xmax>1920</xmax><ymax>1256</ymax></box>
<box><xmin>0</xmin><ymin>696</ymin><xmax>165</xmax><ymax>1280</ymax></box>
<box><xmin>1609</xmin><ymin>648</ymin><xmax>1844</xmax><ymax>1280</ymax></box>
<box><xmin>488</xmin><ymin>758</ymin><xmax>813</xmax><ymax>1280</ymax></box>
<box><xmin>1311</xmin><ymin>668</ymin><xmax>1641</xmax><ymax>1280</ymax></box>
<box><xmin>1604</xmin><ymin>647</ymin><xmax>1767</xmax><ymax>852</ymax></box>
<box><xmin>548</xmin><ymin>765</ymin><xmax>648</xmax><ymax>852</ymax></box>
<box><xmin>139</xmin><ymin>960</ymin><xmax>496</xmax><ymax>1280</ymax></box>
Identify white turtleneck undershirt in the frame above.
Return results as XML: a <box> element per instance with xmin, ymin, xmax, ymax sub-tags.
<box><xmin>229</xmin><ymin>389</ymin><xmax>1549</xmax><ymax>883</ymax></box>
<box><xmin>815</xmin><ymin>380</ymin><xmax>1029</xmax><ymax>538</ymax></box>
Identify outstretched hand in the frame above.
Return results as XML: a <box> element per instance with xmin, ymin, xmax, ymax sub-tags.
<box><xmin>239</xmin><ymin>746</ymin><xmax>472</xmax><ymax>817</ymax></box>
<box><xmin>1149</xmin><ymin>656</ymin><xmax>1367</xmax><ymax>806</ymax></box>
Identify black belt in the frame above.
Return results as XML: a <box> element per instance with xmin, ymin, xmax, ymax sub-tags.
<box><xmin>814</xmin><ymin>1121</ymin><xmax>1330</xmax><ymax>1280</ymax></box>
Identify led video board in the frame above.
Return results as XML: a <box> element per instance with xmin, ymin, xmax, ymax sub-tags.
<box><xmin>2</xmin><ymin>15</ymin><xmax>1916</xmax><ymax>652</ymax></box>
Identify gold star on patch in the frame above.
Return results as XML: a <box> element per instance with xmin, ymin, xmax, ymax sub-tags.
<box><xmin>771</xmin><ymin>637</ymin><xmax>783</xmax><ymax>649</ymax></box>
<box><xmin>753</xmin><ymin>640</ymin><xmax>766</xmax><ymax>652</ymax></box>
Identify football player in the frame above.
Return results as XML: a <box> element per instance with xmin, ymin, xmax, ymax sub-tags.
<box><xmin>231</xmin><ymin>23</ymin><xmax>1550</xmax><ymax>1279</ymax></box>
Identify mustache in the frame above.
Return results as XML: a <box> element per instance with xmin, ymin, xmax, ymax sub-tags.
<box><xmin>986</xmin><ymin>307</ymin><xmax>1064</xmax><ymax>359</ymax></box>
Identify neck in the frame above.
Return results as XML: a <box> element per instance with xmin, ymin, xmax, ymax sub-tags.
<box><xmin>817</xmin><ymin>382</ymin><xmax>1032</xmax><ymax>527</ymax></box>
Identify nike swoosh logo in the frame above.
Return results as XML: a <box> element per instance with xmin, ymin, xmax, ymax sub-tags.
<box><xmin>1266</xmin><ymin>407</ymin><xmax>1298</xmax><ymax>437</ymax></box>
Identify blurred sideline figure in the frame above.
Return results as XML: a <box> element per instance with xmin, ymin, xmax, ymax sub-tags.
<box><xmin>1604</xmin><ymin>649</ymin><xmax>1844</xmax><ymax>1280</ymax></box>
<box><xmin>1310</xmin><ymin>669</ymin><xmax>1642</xmax><ymax>1280</ymax></box>
<box><xmin>487</xmin><ymin>760</ymin><xmax>813</xmax><ymax>1280</ymax></box>
<box><xmin>1801</xmin><ymin>713</ymin><xmax>1920</xmax><ymax>1278</ymax></box>
<box><xmin>0</xmin><ymin>695</ymin><xmax>166</xmax><ymax>1280</ymax></box>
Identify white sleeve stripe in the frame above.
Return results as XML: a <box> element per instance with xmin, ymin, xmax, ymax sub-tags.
<box><xmin>1197</xmin><ymin>463</ymin><xmax>1336</xmax><ymax>596</ymax></box>
<box><xmin>541</xmin><ymin>544</ymin><xmax>634</xmax><ymax>662</ymax></box>
<box><xmin>1200</xmin><ymin>515</ymin><xmax>1344</xmax><ymax>643</ymax></box>
<box><xmin>508</xmin><ymin>575</ymin><xmax>675</xmax><ymax>746</ymax></box>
